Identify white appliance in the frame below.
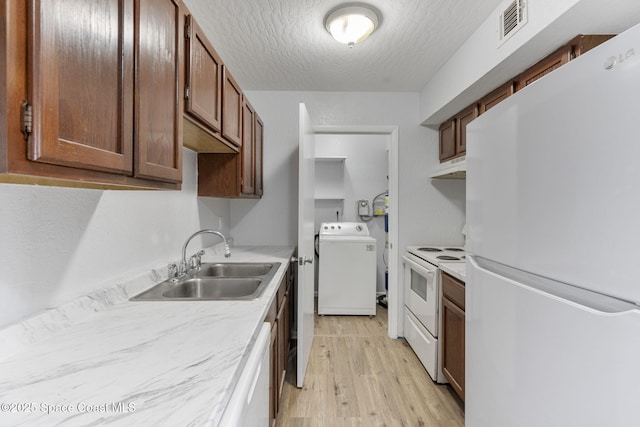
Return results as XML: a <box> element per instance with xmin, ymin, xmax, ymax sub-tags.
<box><xmin>218</xmin><ymin>323</ymin><xmax>270</xmax><ymax>427</ymax></box>
<box><xmin>403</xmin><ymin>246</ymin><xmax>465</xmax><ymax>383</ymax></box>
<box><xmin>466</xmin><ymin>24</ymin><xmax>640</xmax><ymax>427</ymax></box>
<box><xmin>318</xmin><ymin>222</ymin><xmax>377</xmax><ymax>315</ymax></box>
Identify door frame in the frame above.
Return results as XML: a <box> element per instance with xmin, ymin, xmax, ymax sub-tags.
<box><xmin>314</xmin><ymin>125</ymin><xmax>400</xmax><ymax>339</ymax></box>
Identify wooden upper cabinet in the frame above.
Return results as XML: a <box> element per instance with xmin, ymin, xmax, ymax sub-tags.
<box><xmin>184</xmin><ymin>14</ymin><xmax>222</xmax><ymax>133</ymax></box>
<box><xmin>433</xmin><ymin>33</ymin><xmax>615</xmax><ymax>168</ymax></box>
<box><xmin>181</xmin><ymin>11</ymin><xmax>236</xmax><ymax>154</ymax></box>
<box><xmin>134</xmin><ymin>0</ymin><xmax>183</xmax><ymax>183</ymax></box>
<box><xmin>4</xmin><ymin>0</ymin><xmax>183</xmax><ymax>189</ymax></box>
<box><xmin>255</xmin><ymin>114</ymin><xmax>264</xmax><ymax>197</ymax></box>
<box><xmin>28</xmin><ymin>0</ymin><xmax>135</xmax><ymax>175</ymax></box>
<box><xmin>439</xmin><ymin>119</ymin><xmax>456</xmax><ymax>162</ymax></box>
<box><xmin>515</xmin><ymin>44</ymin><xmax>572</xmax><ymax>91</ymax></box>
<box><xmin>516</xmin><ymin>34</ymin><xmax>614</xmax><ymax>91</ymax></box>
<box><xmin>241</xmin><ymin>97</ymin><xmax>255</xmax><ymax>196</ymax></box>
<box><xmin>515</xmin><ymin>34</ymin><xmax>614</xmax><ymax>92</ymax></box>
<box><xmin>455</xmin><ymin>104</ymin><xmax>478</xmax><ymax>155</ymax></box>
<box><xmin>439</xmin><ymin>103</ymin><xmax>477</xmax><ymax>162</ymax></box>
<box><xmin>197</xmin><ymin>100</ymin><xmax>264</xmax><ymax>199</ymax></box>
<box><xmin>478</xmin><ymin>81</ymin><xmax>515</xmax><ymax>114</ymax></box>
<box><xmin>222</xmin><ymin>67</ymin><xmax>243</xmax><ymax>147</ymax></box>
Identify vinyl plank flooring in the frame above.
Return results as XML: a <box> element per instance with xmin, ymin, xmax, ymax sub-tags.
<box><xmin>276</xmin><ymin>304</ymin><xmax>464</xmax><ymax>426</ymax></box>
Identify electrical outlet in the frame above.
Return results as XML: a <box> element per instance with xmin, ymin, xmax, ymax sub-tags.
<box><xmin>218</xmin><ymin>217</ymin><xmax>224</xmax><ymax>229</ymax></box>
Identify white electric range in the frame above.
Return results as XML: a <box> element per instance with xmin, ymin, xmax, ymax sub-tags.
<box><xmin>402</xmin><ymin>245</ymin><xmax>466</xmax><ymax>383</ymax></box>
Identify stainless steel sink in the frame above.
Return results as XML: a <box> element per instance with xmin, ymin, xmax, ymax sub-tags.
<box><xmin>130</xmin><ymin>262</ymin><xmax>281</xmax><ymax>301</ymax></box>
<box><xmin>197</xmin><ymin>262</ymin><xmax>274</xmax><ymax>277</ymax></box>
<box><xmin>163</xmin><ymin>277</ymin><xmax>264</xmax><ymax>300</ymax></box>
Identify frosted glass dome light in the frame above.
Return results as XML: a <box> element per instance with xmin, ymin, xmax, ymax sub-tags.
<box><xmin>324</xmin><ymin>5</ymin><xmax>380</xmax><ymax>47</ymax></box>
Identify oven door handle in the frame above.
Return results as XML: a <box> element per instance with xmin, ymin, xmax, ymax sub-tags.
<box><xmin>403</xmin><ymin>255</ymin><xmax>437</xmax><ymax>278</ymax></box>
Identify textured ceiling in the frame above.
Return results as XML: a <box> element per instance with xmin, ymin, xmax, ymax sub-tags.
<box><xmin>183</xmin><ymin>0</ymin><xmax>505</xmax><ymax>92</ymax></box>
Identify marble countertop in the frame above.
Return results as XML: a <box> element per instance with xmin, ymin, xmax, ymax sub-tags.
<box><xmin>439</xmin><ymin>261</ymin><xmax>466</xmax><ymax>282</ymax></box>
<box><xmin>0</xmin><ymin>246</ymin><xmax>294</xmax><ymax>426</ymax></box>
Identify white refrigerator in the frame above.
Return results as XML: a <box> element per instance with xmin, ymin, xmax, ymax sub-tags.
<box><xmin>466</xmin><ymin>23</ymin><xmax>640</xmax><ymax>427</ymax></box>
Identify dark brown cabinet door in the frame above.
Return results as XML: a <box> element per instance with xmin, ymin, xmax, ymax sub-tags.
<box><xmin>134</xmin><ymin>0</ymin><xmax>183</xmax><ymax>183</ymax></box>
<box><xmin>25</xmin><ymin>0</ymin><xmax>182</xmax><ymax>186</ymax></box>
<box><xmin>269</xmin><ymin>319</ymin><xmax>278</xmax><ymax>425</ymax></box>
<box><xmin>276</xmin><ymin>293</ymin><xmax>288</xmax><ymax>399</ymax></box>
<box><xmin>198</xmin><ymin>95</ymin><xmax>264</xmax><ymax>198</ymax></box>
<box><xmin>479</xmin><ymin>81</ymin><xmax>515</xmax><ymax>114</ymax></box>
<box><xmin>455</xmin><ymin>104</ymin><xmax>478</xmax><ymax>155</ymax></box>
<box><xmin>442</xmin><ymin>296</ymin><xmax>465</xmax><ymax>401</ymax></box>
<box><xmin>28</xmin><ymin>0</ymin><xmax>134</xmax><ymax>175</ymax></box>
<box><xmin>263</xmin><ymin>267</ymin><xmax>291</xmax><ymax>424</ymax></box>
<box><xmin>254</xmin><ymin>115</ymin><xmax>264</xmax><ymax>197</ymax></box>
<box><xmin>184</xmin><ymin>14</ymin><xmax>222</xmax><ymax>133</ymax></box>
<box><xmin>441</xmin><ymin>272</ymin><xmax>465</xmax><ymax>401</ymax></box>
<box><xmin>222</xmin><ymin>67</ymin><xmax>243</xmax><ymax>147</ymax></box>
<box><xmin>241</xmin><ymin>97</ymin><xmax>255</xmax><ymax>195</ymax></box>
<box><xmin>515</xmin><ymin>45</ymin><xmax>572</xmax><ymax>91</ymax></box>
<box><xmin>439</xmin><ymin>118</ymin><xmax>456</xmax><ymax>162</ymax></box>
<box><xmin>282</xmin><ymin>290</ymin><xmax>290</xmax><ymax>375</ymax></box>
<box><xmin>513</xmin><ymin>35</ymin><xmax>614</xmax><ymax>94</ymax></box>
<box><xmin>439</xmin><ymin>104</ymin><xmax>477</xmax><ymax>162</ymax></box>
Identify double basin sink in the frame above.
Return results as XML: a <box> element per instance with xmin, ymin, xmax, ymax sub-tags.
<box><xmin>131</xmin><ymin>262</ymin><xmax>281</xmax><ymax>301</ymax></box>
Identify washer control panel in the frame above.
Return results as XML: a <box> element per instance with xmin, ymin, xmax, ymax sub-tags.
<box><xmin>320</xmin><ymin>222</ymin><xmax>370</xmax><ymax>236</ymax></box>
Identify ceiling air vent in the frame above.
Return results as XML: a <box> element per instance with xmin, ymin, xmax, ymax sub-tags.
<box><xmin>499</xmin><ymin>0</ymin><xmax>527</xmax><ymax>46</ymax></box>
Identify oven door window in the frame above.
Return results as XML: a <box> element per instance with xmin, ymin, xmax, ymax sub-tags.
<box><xmin>411</xmin><ymin>269</ymin><xmax>428</xmax><ymax>301</ymax></box>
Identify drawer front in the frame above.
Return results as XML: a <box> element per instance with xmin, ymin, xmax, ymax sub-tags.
<box><xmin>442</xmin><ymin>272</ymin><xmax>465</xmax><ymax>310</ymax></box>
<box><xmin>403</xmin><ymin>309</ymin><xmax>439</xmax><ymax>381</ymax></box>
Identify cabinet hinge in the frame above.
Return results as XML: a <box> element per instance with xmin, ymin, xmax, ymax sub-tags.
<box><xmin>185</xmin><ymin>22</ymin><xmax>190</xmax><ymax>38</ymax></box>
<box><xmin>184</xmin><ymin>86</ymin><xmax>190</xmax><ymax>99</ymax></box>
<box><xmin>21</xmin><ymin>101</ymin><xmax>32</xmax><ymax>141</ymax></box>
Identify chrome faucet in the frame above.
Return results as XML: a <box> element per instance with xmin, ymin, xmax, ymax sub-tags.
<box><xmin>177</xmin><ymin>229</ymin><xmax>231</xmax><ymax>277</ymax></box>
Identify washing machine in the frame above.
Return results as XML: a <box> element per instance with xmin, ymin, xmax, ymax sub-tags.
<box><xmin>318</xmin><ymin>222</ymin><xmax>377</xmax><ymax>315</ymax></box>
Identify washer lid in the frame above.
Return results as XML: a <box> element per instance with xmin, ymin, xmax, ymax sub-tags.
<box><xmin>319</xmin><ymin>222</ymin><xmax>370</xmax><ymax>236</ymax></box>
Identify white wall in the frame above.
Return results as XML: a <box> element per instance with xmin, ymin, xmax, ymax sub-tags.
<box><xmin>421</xmin><ymin>0</ymin><xmax>640</xmax><ymax>125</ymax></box>
<box><xmin>314</xmin><ymin>133</ymin><xmax>389</xmax><ymax>293</ymax></box>
<box><xmin>230</xmin><ymin>91</ymin><xmax>466</xmax><ymax>280</ymax></box>
<box><xmin>0</xmin><ymin>149</ymin><xmax>231</xmax><ymax>327</ymax></box>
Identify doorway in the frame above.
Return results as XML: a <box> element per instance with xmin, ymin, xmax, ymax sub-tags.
<box><xmin>313</xmin><ymin>126</ymin><xmax>399</xmax><ymax>338</ymax></box>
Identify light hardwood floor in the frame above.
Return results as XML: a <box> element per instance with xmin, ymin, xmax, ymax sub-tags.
<box><xmin>276</xmin><ymin>304</ymin><xmax>464</xmax><ymax>426</ymax></box>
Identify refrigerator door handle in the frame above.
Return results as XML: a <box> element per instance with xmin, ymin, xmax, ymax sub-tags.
<box><xmin>469</xmin><ymin>255</ymin><xmax>640</xmax><ymax>315</ymax></box>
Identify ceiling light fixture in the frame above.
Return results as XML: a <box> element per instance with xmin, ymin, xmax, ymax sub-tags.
<box><xmin>324</xmin><ymin>4</ymin><xmax>380</xmax><ymax>47</ymax></box>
